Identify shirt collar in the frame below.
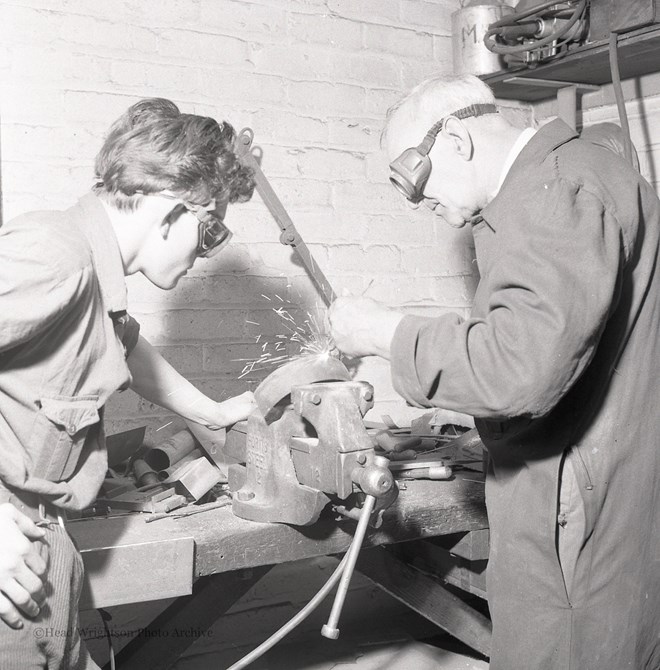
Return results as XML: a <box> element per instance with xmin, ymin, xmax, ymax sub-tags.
<box><xmin>70</xmin><ymin>192</ymin><xmax>128</xmax><ymax>315</ymax></box>
<box><xmin>493</xmin><ymin>127</ymin><xmax>538</xmax><ymax>197</ymax></box>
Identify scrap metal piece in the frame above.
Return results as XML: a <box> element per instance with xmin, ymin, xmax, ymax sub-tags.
<box><xmin>174</xmin><ymin>457</ymin><xmax>223</xmax><ymax>501</ymax></box>
<box><xmin>144</xmin><ymin>429</ymin><xmax>197</xmax><ymax>471</ymax></box>
<box><xmin>133</xmin><ymin>458</ymin><xmax>159</xmax><ymax>488</ymax></box>
<box><xmin>96</xmin><ymin>486</ymin><xmax>187</xmax><ymax>514</ymax></box>
<box><xmin>158</xmin><ymin>448</ymin><xmax>204</xmax><ymax>483</ymax></box>
<box><xmin>106</xmin><ymin>426</ymin><xmax>146</xmax><ymax>468</ymax></box>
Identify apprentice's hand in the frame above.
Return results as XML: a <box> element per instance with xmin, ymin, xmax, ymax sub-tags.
<box><xmin>205</xmin><ymin>391</ymin><xmax>258</xmax><ymax>429</ymax></box>
<box><xmin>0</xmin><ymin>503</ymin><xmax>47</xmax><ymax>629</ymax></box>
<box><xmin>328</xmin><ymin>296</ymin><xmax>404</xmax><ymax>359</ymax></box>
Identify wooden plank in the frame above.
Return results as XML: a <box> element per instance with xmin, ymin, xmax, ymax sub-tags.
<box><xmin>79</xmin><ymin>536</ymin><xmax>194</xmax><ymax>610</ymax></box>
<box><xmin>104</xmin><ymin>566</ymin><xmax>272</xmax><ymax>670</ymax></box>
<box><xmin>431</xmin><ymin>529</ymin><xmax>490</xmax><ymax>561</ymax></box>
<box><xmin>69</xmin><ymin>475</ymin><xmax>487</xmax><ymax>595</ymax></box>
<box><xmin>356</xmin><ymin>546</ymin><xmax>491</xmax><ymax>657</ymax></box>
<box><xmin>194</xmin><ymin>475</ymin><xmax>487</xmax><ymax>576</ymax></box>
<box><xmin>399</xmin><ymin>539</ymin><xmax>488</xmax><ymax>599</ymax></box>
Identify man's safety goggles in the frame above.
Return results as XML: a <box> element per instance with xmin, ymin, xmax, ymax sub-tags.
<box><xmin>388</xmin><ymin>103</ymin><xmax>498</xmax><ymax>204</ymax></box>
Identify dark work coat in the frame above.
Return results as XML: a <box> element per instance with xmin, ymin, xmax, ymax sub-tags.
<box><xmin>390</xmin><ymin>119</ymin><xmax>660</xmax><ymax>670</ymax></box>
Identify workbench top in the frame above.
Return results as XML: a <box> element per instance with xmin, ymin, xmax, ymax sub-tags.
<box><xmin>69</xmin><ymin>473</ymin><xmax>487</xmax><ymax>610</ymax></box>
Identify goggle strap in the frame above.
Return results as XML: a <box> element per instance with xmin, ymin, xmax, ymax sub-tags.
<box><xmin>415</xmin><ymin>103</ymin><xmax>498</xmax><ymax>155</ymax></box>
<box><xmin>452</xmin><ymin>103</ymin><xmax>498</xmax><ymax>121</ymax></box>
<box><xmin>416</xmin><ymin>120</ymin><xmax>444</xmax><ymax>156</ymax></box>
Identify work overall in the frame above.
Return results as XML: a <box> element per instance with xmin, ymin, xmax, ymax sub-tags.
<box><xmin>391</xmin><ymin>120</ymin><xmax>660</xmax><ymax>669</ymax></box>
<box><xmin>0</xmin><ymin>193</ymin><xmax>140</xmax><ymax>669</ymax></box>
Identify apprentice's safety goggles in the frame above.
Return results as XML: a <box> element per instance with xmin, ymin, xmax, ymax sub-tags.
<box><xmin>388</xmin><ymin>103</ymin><xmax>498</xmax><ymax>204</ymax></box>
<box><xmin>138</xmin><ymin>190</ymin><xmax>232</xmax><ymax>258</ymax></box>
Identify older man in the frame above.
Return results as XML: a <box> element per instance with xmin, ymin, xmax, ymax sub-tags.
<box><xmin>329</xmin><ymin>75</ymin><xmax>660</xmax><ymax>670</ymax></box>
<box><xmin>0</xmin><ymin>98</ymin><xmax>256</xmax><ymax>669</ymax></box>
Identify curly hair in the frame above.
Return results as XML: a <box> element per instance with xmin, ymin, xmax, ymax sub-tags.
<box><xmin>94</xmin><ymin>98</ymin><xmax>255</xmax><ymax>211</ymax></box>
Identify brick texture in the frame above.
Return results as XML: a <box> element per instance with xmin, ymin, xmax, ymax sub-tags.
<box><xmin>0</xmin><ymin>0</ymin><xmax>476</xmax><ymax>435</ymax></box>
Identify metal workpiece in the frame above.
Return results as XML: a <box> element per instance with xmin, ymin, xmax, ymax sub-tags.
<box><xmin>173</xmin><ymin>457</ymin><xmax>223</xmax><ymax>501</ymax></box>
<box><xmin>253</xmin><ymin>353</ymin><xmax>350</xmax><ymax>421</ymax></box>
<box><xmin>144</xmin><ymin>429</ymin><xmax>197</xmax><ymax>471</ymax></box>
<box><xmin>132</xmin><ymin>458</ymin><xmax>159</xmax><ymax>488</ymax></box>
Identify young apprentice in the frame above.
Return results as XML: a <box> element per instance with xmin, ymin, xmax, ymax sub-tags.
<box><xmin>328</xmin><ymin>75</ymin><xmax>660</xmax><ymax>670</ymax></box>
<box><xmin>0</xmin><ymin>98</ymin><xmax>257</xmax><ymax>669</ymax></box>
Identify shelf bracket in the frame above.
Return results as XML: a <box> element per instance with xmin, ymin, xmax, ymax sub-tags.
<box><xmin>503</xmin><ymin>77</ymin><xmax>600</xmax><ymax>129</ymax></box>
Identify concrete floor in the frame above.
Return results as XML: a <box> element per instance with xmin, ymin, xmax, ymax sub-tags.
<box><xmin>174</xmin><ymin>631</ymin><xmax>489</xmax><ymax>669</ymax></box>
<box><xmin>83</xmin><ymin>556</ymin><xmax>490</xmax><ymax>669</ymax></box>
<box><xmin>170</xmin><ymin>594</ymin><xmax>489</xmax><ymax>670</ymax></box>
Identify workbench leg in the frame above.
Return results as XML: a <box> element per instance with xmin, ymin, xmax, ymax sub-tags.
<box><xmin>104</xmin><ymin>566</ymin><xmax>272</xmax><ymax>670</ymax></box>
<box><xmin>355</xmin><ymin>546</ymin><xmax>491</xmax><ymax>658</ymax></box>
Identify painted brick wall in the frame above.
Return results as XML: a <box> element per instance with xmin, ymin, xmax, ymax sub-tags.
<box><xmin>0</xmin><ymin>0</ymin><xmax>478</xmax><ymax>439</ymax></box>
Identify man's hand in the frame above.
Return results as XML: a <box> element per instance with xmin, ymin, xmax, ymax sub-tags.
<box><xmin>0</xmin><ymin>503</ymin><xmax>47</xmax><ymax>629</ymax></box>
<box><xmin>204</xmin><ymin>391</ymin><xmax>258</xmax><ymax>429</ymax></box>
<box><xmin>328</xmin><ymin>296</ymin><xmax>404</xmax><ymax>359</ymax></box>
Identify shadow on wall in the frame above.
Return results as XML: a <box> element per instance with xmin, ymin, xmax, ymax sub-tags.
<box><xmin>105</xmin><ymin>269</ymin><xmax>334</xmax><ymax>437</ymax></box>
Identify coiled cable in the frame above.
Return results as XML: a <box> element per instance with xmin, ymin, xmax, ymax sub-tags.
<box><xmin>484</xmin><ymin>0</ymin><xmax>587</xmax><ymax>56</ymax></box>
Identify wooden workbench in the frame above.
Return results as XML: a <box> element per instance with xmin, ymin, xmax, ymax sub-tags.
<box><xmin>68</xmin><ymin>473</ymin><xmax>490</xmax><ymax>669</ymax></box>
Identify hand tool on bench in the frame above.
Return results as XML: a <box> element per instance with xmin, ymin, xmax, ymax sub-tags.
<box><xmin>389</xmin><ymin>461</ymin><xmax>453</xmax><ymax>480</ymax></box>
<box><xmin>236</xmin><ymin>127</ymin><xmax>337</xmax><ymax>307</ymax></box>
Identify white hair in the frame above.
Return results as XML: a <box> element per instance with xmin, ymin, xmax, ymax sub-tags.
<box><xmin>382</xmin><ymin>74</ymin><xmax>497</xmax><ymax>148</ymax></box>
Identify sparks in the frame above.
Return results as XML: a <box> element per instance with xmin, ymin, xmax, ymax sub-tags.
<box><xmin>234</xmin><ymin>298</ymin><xmax>336</xmax><ymax>383</ymax></box>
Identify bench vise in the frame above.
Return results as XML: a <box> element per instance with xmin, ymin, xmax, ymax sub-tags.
<box><xmin>227</xmin><ymin>355</ymin><xmax>397</xmax><ymax>526</ymax></box>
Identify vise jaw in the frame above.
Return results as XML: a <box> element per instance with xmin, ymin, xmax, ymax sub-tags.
<box><xmin>229</xmin><ymin>369</ymin><xmax>395</xmax><ymax>526</ymax></box>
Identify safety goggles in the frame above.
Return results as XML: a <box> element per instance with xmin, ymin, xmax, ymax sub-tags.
<box><xmin>186</xmin><ymin>202</ymin><xmax>232</xmax><ymax>258</ymax></box>
<box><xmin>388</xmin><ymin>103</ymin><xmax>498</xmax><ymax>204</ymax></box>
<box><xmin>138</xmin><ymin>191</ymin><xmax>232</xmax><ymax>258</ymax></box>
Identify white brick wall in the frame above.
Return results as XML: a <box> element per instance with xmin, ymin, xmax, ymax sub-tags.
<box><xmin>1</xmin><ymin>0</ymin><xmax>473</xmax><ymax>436</ymax></box>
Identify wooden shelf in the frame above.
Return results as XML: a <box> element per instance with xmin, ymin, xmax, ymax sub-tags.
<box><xmin>481</xmin><ymin>24</ymin><xmax>660</xmax><ymax>102</ymax></box>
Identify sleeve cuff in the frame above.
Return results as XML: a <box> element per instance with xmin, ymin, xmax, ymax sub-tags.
<box><xmin>122</xmin><ymin>315</ymin><xmax>141</xmax><ymax>358</ymax></box>
<box><xmin>390</xmin><ymin>314</ymin><xmax>436</xmax><ymax>408</ymax></box>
